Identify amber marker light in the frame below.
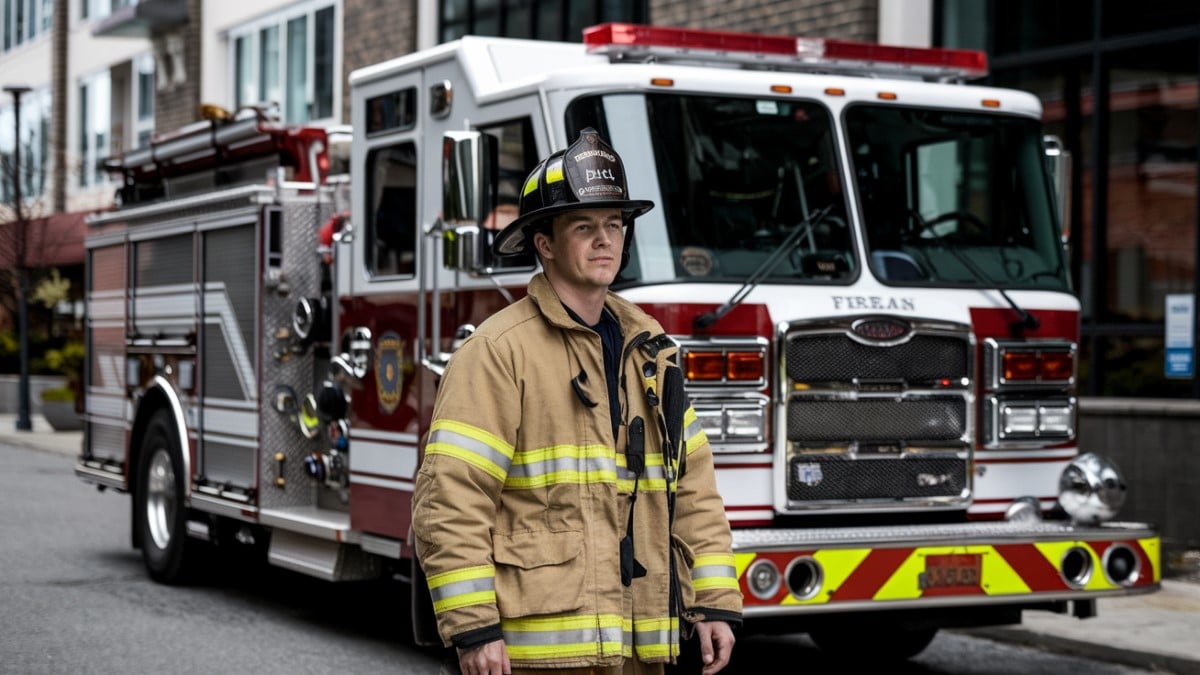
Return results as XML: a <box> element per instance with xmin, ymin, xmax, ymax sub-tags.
<box><xmin>650</xmin><ymin>77</ymin><xmax>675</xmax><ymax>87</ymax></box>
<box><xmin>770</xmin><ymin>84</ymin><xmax>793</xmax><ymax>94</ymax></box>
<box><xmin>685</xmin><ymin>351</ymin><xmax>725</xmax><ymax>381</ymax></box>
<box><xmin>824</xmin><ymin>87</ymin><xmax>846</xmax><ymax>96</ymax></box>
<box><xmin>1040</xmin><ymin>352</ymin><xmax>1074</xmax><ymax>381</ymax></box>
<box><xmin>1003</xmin><ymin>352</ymin><xmax>1039</xmax><ymax>381</ymax></box>
<box><xmin>878</xmin><ymin>92</ymin><xmax>898</xmax><ymax>100</ymax></box>
<box><xmin>727</xmin><ymin>352</ymin><xmax>765</xmax><ymax>381</ymax></box>
<box><xmin>982</xmin><ymin>99</ymin><xmax>1001</xmax><ymax>108</ymax></box>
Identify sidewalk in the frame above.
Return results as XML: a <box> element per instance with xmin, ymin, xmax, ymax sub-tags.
<box><xmin>0</xmin><ymin>412</ymin><xmax>83</xmax><ymax>457</ymax></box>
<box><xmin>2</xmin><ymin>413</ymin><xmax>1196</xmax><ymax>673</ymax></box>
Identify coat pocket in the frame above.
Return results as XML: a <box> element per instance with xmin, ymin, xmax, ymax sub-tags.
<box><xmin>493</xmin><ymin>529</ymin><xmax>586</xmax><ymax>617</ymax></box>
<box><xmin>671</xmin><ymin>533</ymin><xmax>697</xmax><ymax>613</ymax></box>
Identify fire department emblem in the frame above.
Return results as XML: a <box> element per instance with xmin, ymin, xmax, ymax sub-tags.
<box><xmin>851</xmin><ymin>317</ymin><xmax>911</xmax><ymax>342</ymax></box>
<box><xmin>795</xmin><ymin>462</ymin><xmax>823</xmax><ymax>487</ymax></box>
<box><xmin>375</xmin><ymin>332</ymin><xmax>406</xmax><ymax>415</ymax></box>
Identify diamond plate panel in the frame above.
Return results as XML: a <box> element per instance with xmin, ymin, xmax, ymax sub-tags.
<box><xmin>258</xmin><ymin>198</ymin><xmax>337</xmax><ymax>510</ymax></box>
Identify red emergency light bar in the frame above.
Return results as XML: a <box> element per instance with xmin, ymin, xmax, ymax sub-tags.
<box><xmin>583</xmin><ymin>23</ymin><xmax>988</xmax><ymax>80</ymax></box>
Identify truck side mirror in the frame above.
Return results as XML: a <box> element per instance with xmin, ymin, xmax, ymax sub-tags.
<box><xmin>441</xmin><ymin>131</ymin><xmax>497</xmax><ymax>274</ymax></box>
<box><xmin>1043</xmin><ymin>135</ymin><xmax>1071</xmax><ymax>249</ymax></box>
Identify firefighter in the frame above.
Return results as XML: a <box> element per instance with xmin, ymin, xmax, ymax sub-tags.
<box><xmin>412</xmin><ymin>128</ymin><xmax>742</xmax><ymax>675</ymax></box>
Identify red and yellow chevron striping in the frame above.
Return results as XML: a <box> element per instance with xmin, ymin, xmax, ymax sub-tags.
<box><xmin>736</xmin><ymin>536</ymin><xmax>1159</xmax><ymax>608</ymax></box>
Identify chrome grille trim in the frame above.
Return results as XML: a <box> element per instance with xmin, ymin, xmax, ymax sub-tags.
<box><xmin>777</xmin><ymin>317</ymin><xmax>975</xmax><ymax>512</ymax></box>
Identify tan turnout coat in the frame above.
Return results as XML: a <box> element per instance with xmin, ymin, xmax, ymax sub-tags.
<box><xmin>413</xmin><ymin>274</ymin><xmax>742</xmax><ymax>669</ymax></box>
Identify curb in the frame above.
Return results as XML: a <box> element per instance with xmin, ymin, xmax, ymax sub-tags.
<box><xmin>964</xmin><ymin>626</ymin><xmax>1200</xmax><ymax>674</ymax></box>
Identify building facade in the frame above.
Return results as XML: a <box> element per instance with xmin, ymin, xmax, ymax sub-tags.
<box><xmin>3</xmin><ymin>0</ymin><xmax>1198</xmax><ymax>399</ymax></box>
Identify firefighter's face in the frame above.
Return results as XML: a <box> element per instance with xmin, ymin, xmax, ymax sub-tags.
<box><xmin>534</xmin><ymin>208</ymin><xmax>625</xmax><ymax>290</ymax></box>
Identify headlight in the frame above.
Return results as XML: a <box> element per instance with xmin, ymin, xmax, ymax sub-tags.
<box><xmin>692</xmin><ymin>398</ymin><xmax>768</xmax><ymax>450</ymax></box>
<box><xmin>1058</xmin><ymin>453</ymin><xmax>1126</xmax><ymax>524</ymax></box>
<box><xmin>984</xmin><ymin>396</ymin><xmax>1076</xmax><ymax>446</ymax></box>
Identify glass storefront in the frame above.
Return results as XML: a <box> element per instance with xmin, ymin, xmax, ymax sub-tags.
<box><xmin>939</xmin><ymin>0</ymin><xmax>1200</xmax><ymax>397</ymax></box>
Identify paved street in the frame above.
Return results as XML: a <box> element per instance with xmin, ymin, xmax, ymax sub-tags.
<box><xmin>0</xmin><ymin>439</ymin><xmax>1172</xmax><ymax>674</ymax></box>
<box><xmin>0</xmin><ymin>442</ymin><xmax>444</xmax><ymax>674</ymax></box>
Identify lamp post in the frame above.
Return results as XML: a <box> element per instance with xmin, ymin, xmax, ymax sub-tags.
<box><xmin>4</xmin><ymin>84</ymin><xmax>33</xmax><ymax>432</ymax></box>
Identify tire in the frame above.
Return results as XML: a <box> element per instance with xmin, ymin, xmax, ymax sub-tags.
<box><xmin>136</xmin><ymin>410</ymin><xmax>196</xmax><ymax>584</ymax></box>
<box><xmin>809</xmin><ymin>626</ymin><xmax>938</xmax><ymax>661</ymax></box>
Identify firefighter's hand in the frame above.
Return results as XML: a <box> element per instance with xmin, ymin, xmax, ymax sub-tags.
<box><xmin>457</xmin><ymin>639</ymin><xmax>511</xmax><ymax>675</ymax></box>
<box><xmin>696</xmin><ymin>620</ymin><xmax>735</xmax><ymax>675</ymax></box>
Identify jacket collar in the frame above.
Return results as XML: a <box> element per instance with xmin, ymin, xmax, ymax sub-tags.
<box><xmin>527</xmin><ymin>273</ymin><xmax>659</xmax><ymax>337</ymax></box>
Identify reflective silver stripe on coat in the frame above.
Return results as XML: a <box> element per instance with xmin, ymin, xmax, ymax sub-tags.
<box><xmin>428</xmin><ymin>576</ymin><xmax>496</xmax><ymax>605</ymax></box>
<box><xmin>427</xmin><ymin>427</ymin><xmax>514</xmax><ymax>475</ymax></box>
<box><xmin>507</xmin><ymin>453</ymin><xmax>617</xmax><ymax>480</ymax></box>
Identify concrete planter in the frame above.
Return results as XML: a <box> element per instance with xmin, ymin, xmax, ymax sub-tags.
<box><xmin>41</xmin><ymin>400</ymin><xmax>82</xmax><ymax>431</ymax></box>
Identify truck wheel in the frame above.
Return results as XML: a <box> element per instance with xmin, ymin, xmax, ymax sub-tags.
<box><xmin>136</xmin><ymin>410</ymin><xmax>196</xmax><ymax>584</ymax></box>
<box><xmin>809</xmin><ymin>626</ymin><xmax>938</xmax><ymax>661</ymax></box>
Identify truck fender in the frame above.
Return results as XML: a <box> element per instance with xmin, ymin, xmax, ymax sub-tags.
<box><xmin>128</xmin><ymin>376</ymin><xmax>191</xmax><ymax>550</ymax></box>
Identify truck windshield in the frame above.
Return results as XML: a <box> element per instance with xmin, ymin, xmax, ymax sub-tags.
<box><xmin>845</xmin><ymin>105</ymin><xmax>1070</xmax><ymax>291</ymax></box>
<box><xmin>566</xmin><ymin>94</ymin><xmax>853</xmax><ymax>285</ymax></box>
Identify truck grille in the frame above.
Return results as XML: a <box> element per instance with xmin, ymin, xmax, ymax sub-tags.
<box><xmin>788</xmin><ymin>454</ymin><xmax>966</xmax><ymax>501</ymax></box>
<box><xmin>786</xmin><ymin>334</ymin><xmax>968</xmax><ymax>383</ymax></box>
<box><xmin>781</xmin><ymin>320</ymin><xmax>972</xmax><ymax>510</ymax></box>
<box><xmin>787</xmin><ymin>397</ymin><xmax>965</xmax><ymax>442</ymax></box>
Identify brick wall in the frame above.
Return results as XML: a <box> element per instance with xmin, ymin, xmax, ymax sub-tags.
<box><xmin>650</xmin><ymin>0</ymin><xmax>879</xmax><ymax>41</ymax></box>
<box><xmin>342</xmin><ymin>0</ymin><xmax>418</xmax><ymax>124</ymax></box>
<box><xmin>152</xmin><ymin>0</ymin><xmax>203</xmax><ymax>134</ymax></box>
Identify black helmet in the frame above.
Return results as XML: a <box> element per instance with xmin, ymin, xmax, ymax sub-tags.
<box><xmin>492</xmin><ymin>128</ymin><xmax>654</xmax><ymax>260</ymax></box>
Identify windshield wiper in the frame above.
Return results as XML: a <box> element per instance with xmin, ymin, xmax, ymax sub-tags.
<box><xmin>694</xmin><ymin>205</ymin><xmax>833</xmax><ymax>331</ymax></box>
<box><xmin>911</xmin><ymin>217</ymin><xmax>1040</xmax><ymax>336</ymax></box>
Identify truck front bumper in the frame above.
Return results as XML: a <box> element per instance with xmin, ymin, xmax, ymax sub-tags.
<box><xmin>731</xmin><ymin>520</ymin><xmax>1159</xmax><ymax>617</ymax></box>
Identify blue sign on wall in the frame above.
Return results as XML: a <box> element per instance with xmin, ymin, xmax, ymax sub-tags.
<box><xmin>1165</xmin><ymin>294</ymin><xmax>1194</xmax><ymax>379</ymax></box>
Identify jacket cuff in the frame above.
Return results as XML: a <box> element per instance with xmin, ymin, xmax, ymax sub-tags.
<box><xmin>691</xmin><ymin>608</ymin><xmax>743</xmax><ymax>630</ymax></box>
<box><xmin>451</xmin><ymin>623</ymin><xmax>504</xmax><ymax>650</ymax></box>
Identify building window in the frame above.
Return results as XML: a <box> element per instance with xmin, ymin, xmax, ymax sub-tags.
<box><xmin>439</xmin><ymin>0</ymin><xmax>646</xmax><ymax>43</ymax></box>
<box><xmin>78</xmin><ymin>71</ymin><xmax>111</xmax><ymax>189</ymax></box>
<box><xmin>134</xmin><ymin>53</ymin><xmax>155</xmax><ymax>147</ymax></box>
<box><xmin>944</xmin><ymin>1</ymin><xmax>1200</xmax><ymax>398</ymax></box>
<box><xmin>2</xmin><ymin>0</ymin><xmax>52</xmax><ymax>52</ymax></box>
<box><xmin>231</xmin><ymin>0</ymin><xmax>339</xmax><ymax>124</ymax></box>
<box><xmin>0</xmin><ymin>87</ymin><xmax>50</xmax><ymax>201</ymax></box>
<box><xmin>81</xmin><ymin>0</ymin><xmax>134</xmax><ymax>21</ymax></box>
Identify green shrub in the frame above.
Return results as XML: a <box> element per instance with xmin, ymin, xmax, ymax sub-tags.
<box><xmin>43</xmin><ymin>341</ymin><xmax>85</xmax><ymax>378</ymax></box>
<box><xmin>40</xmin><ymin>386</ymin><xmax>75</xmax><ymax>403</ymax></box>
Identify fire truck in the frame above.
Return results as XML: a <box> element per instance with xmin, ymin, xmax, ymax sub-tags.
<box><xmin>77</xmin><ymin>23</ymin><xmax>1159</xmax><ymax>659</ymax></box>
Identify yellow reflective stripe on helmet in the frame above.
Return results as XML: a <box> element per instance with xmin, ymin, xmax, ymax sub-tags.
<box><xmin>426</xmin><ymin>565</ymin><xmax>497</xmax><ymax>613</ymax></box>
<box><xmin>522</xmin><ymin>171</ymin><xmax>540</xmax><ymax>197</ymax></box>
<box><xmin>545</xmin><ymin>157</ymin><xmax>564</xmax><ymax>184</ymax></box>
<box><xmin>501</xmin><ymin>613</ymin><xmax>625</xmax><ymax>660</ymax></box>
<box><xmin>692</xmin><ymin>553</ymin><xmax>739</xmax><ymax>591</ymax></box>
<box><xmin>426</xmin><ymin>419</ymin><xmax>514</xmax><ymax>481</ymax></box>
<box><xmin>505</xmin><ymin>444</ymin><xmax>617</xmax><ymax>488</ymax></box>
